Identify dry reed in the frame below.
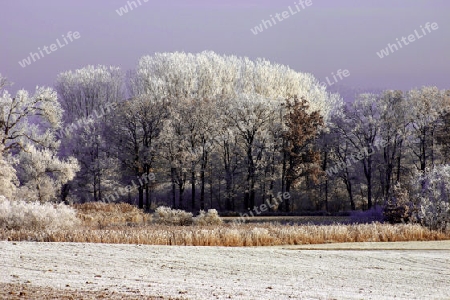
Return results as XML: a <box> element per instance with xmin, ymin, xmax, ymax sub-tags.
<box><xmin>1</xmin><ymin>203</ymin><xmax>448</xmax><ymax>246</ymax></box>
<box><xmin>73</xmin><ymin>202</ymin><xmax>152</xmax><ymax>228</ymax></box>
<box><xmin>1</xmin><ymin>223</ymin><xmax>448</xmax><ymax>247</ymax></box>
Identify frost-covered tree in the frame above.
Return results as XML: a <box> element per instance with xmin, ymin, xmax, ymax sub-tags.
<box><xmin>15</xmin><ymin>144</ymin><xmax>79</xmax><ymax>202</ymax></box>
<box><xmin>68</xmin><ymin>121</ymin><xmax>120</xmax><ymax>202</ymax></box>
<box><xmin>108</xmin><ymin>95</ymin><xmax>167</xmax><ymax>208</ymax></box>
<box><xmin>55</xmin><ymin>65</ymin><xmax>123</xmax><ymax>123</ymax></box>
<box><xmin>410</xmin><ymin>165</ymin><xmax>450</xmax><ymax>231</ymax></box>
<box><xmin>0</xmin><ymin>78</ymin><xmax>20</xmax><ymax>198</ymax></box>
<box><xmin>0</xmin><ymin>139</ymin><xmax>18</xmax><ymax>199</ymax></box>
<box><xmin>436</xmin><ymin>119</ymin><xmax>450</xmax><ymax>163</ymax></box>
<box><xmin>407</xmin><ymin>86</ymin><xmax>447</xmax><ymax>171</ymax></box>
<box><xmin>41</xmin><ymin>53</ymin><xmax>345</xmax><ymax>210</ymax></box>
<box><xmin>324</xmin><ymin>107</ymin><xmax>360</xmax><ymax>211</ymax></box>
<box><xmin>225</xmin><ymin>95</ymin><xmax>274</xmax><ymax>209</ymax></box>
<box><xmin>1</xmin><ymin>86</ymin><xmax>61</xmax><ymax>153</ymax></box>
<box><xmin>0</xmin><ymin>73</ymin><xmax>9</xmax><ymax>92</ymax></box>
<box><xmin>130</xmin><ymin>51</ymin><xmax>342</xmax><ymax>210</ymax></box>
<box><xmin>55</xmin><ymin>65</ymin><xmax>123</xmax><ymax>202</ymax></box>
<box><xmin>175</xmin><ymin>98</ymin><xmax>219</xmax><ymax>210</ymax></box>
<box><xmin>0</xmin><ymin>76</ymin><xmax>79</xmax><ymax>202</ymax></box>
<box><xmin>334</xmin><ymin>94</ymin><xmax>384</xmax><ymax>209</ymax></box>
<box><xmin>134</xmin><ymin>51</ymin><xmax>342</xmax><ymax>122</ymax></box>
<box><xmin>214</xmin><ymin>106</ymin><xmax>241</xmax><ymax>211</ymax></box>
<box><xmin>324</xmin><ymin>88</ymin><xmax>450</xmax><ymax>212</ymax></box>
<box><xmin>432</xmin><ymin>90</ymin><xmax>450</xmax><ymax>163</ymax></box>
<box><xmin>378</xmin><ymin>90</ymin><xmax>410</xmax><ymax>198</ymax></box>
<box><xmin>159</xmin><ymin>106</ymin><xmax>192</xmax><ymax>209</ymax></box>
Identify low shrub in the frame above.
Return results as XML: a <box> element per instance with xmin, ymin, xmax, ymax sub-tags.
<box><xmin>410</xmin><ymin>165</ymin><xmax>450</xmax><ymax>231</ymax></box>
<box><xmin>415</xmin><ymin>198</ymin><xmax>450</xmax><ymax>232</ymax></box>
<box><xmin>74</xmin><ymin>202</ymin><xmax>152</xmax><ymax>227</ymax></box>
<box><xmin>193</xmin><ymin>209</ymin><xmax>223</xmax><ymax>226</ymax></box>
<box><xmin>0</xmin><ymin>196</ymin><xmax>79</xmax><ymax>230</ymax></box>
<box><xmin>153</xmin><ymin>206</ymin><xmax>193</xmax><ymax>226</ymax></box>
<box><xmin>384</xmin><ymin>183</ymin><xmax>413</xmax><ymax>223</ymax></box>
<box><xmin>349</xmin><ymin>206</ymin><xmax>384</xmax><ymax>224</ymax></box>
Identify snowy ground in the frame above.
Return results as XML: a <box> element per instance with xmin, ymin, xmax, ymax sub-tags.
<box><xmin>1</xmin><ymin>241</ymin><xmax>449</xmax><ymax>299</ymax></box>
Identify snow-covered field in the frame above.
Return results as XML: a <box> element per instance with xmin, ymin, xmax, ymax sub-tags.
<box><xmin>1</xmin><ymin>241</ymin><xmax>449</xmax><ymax>299</ymax></box>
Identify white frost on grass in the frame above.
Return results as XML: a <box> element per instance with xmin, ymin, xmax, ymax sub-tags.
<box><xmin>1</xmin><ymin>241</ymin><xmax>449</xmax><ymax>299</ymax></box>
<box><xmin>0</xmin><ymin>197</ymin><xmax>79</xmax><ymax>230</ymax></box>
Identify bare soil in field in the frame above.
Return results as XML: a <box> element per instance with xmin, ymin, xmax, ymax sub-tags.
<box><xmin>0</xmin><ymin>282</ymin><xmax>182</xmax><ymax>300</ymax></box>
<box><xmin>1</xmin><ymin>241</ymin><xmax>449</xmax><ymax>299</ymax></box>
<box><xmin>281</xmin><ymin>240</ymin><xmax>450</xmax><ymax>250</ymax></box>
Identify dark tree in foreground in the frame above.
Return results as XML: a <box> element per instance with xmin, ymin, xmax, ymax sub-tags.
<box><xmin>283</xmin><ymin>96</ymin><xmax>324</xmax><ymax>212</ymax></box>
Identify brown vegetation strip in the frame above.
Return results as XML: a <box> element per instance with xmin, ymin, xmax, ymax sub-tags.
<box><xmin>0</xmin><ymin>283</ymin><xmax>184</xmax><ymax>300</ymax></box>
<box><xmin>1</xmin><ymin>223</ymin><xmax>449</xmax><ymax>247</ymax></box>
<box><xmin>73</xmin><ymin>202</ymin><xmax>152</xmax><ymax>228</ymax></box>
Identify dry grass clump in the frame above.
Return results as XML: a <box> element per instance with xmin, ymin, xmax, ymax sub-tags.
<box><xmin>193</xmin><ymin>209</ymin><xmax>223</xmax><ymax>226</ymax></box>
<box><xmin>153</xmin><ymin>206</ymin><xmax>223</xmax><ymax>226</ymax></box>
<box><xmin>153</xmin><ymin>206</ymin><xmax>193</xmax><ymax>226</ymax></box>
<box><xmin>2</xmin><ymin>222</ymin><xmax>448</xmax><ymax>246</ymax></box>
<box><xmin>74</xmin><ymin>202</ymin><xmax>151</xmax><ymax>228</ymax></box>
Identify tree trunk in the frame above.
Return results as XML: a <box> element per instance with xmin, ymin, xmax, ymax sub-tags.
<box><xmin>322</xmin><ymin>149</ymin><xmax>329</xmax><ymax>212</ymax></box>
<box><xmin>93</xmin><ymin>176</ymin><xmax>98</xmax><ymax>202</ymax></box>
<box><xmin>363</xmin><ymin>152</ymin><xmax>373</xmax><ymax>210</ymax></box>
<box><xmin>396</xmin><ymin>144</ymin><xmax>403</xmax><ymax>183</ymax></box>
<box><xmin>209</xmin><ymin>158</ymin><xmax>213</xmax><ymax>209</ymax></box>
<box><xmin>145</xmin><ymin>182</ymin><xmax>150</xmax><ymax>211</ymax></box>
<box><xmin>420</xmin><ymin>128</ymin><xmax>427</xmax><ymax>171</ymax></box>
<box><xmin>178</xmin><ymin>179</ymin><xmax>184</xmax><ymax>209</ymax></box>
<box><xmin>281</xmin><ymin>140</ymin><xmax>288</xmax><ymax>211</ymax></box>
<box><xmin>268</xmin><ymin>148</ymin><xmax>276</xmax><ymax>212</ymax></box>
<box><xmin>171</xmin><ymin>167</ymin><xmax>176</xmax><ymax>208</ymax></box>
<box><xmin>285</xmin><ymin>179</ymin><xmax>291</xmax><ymax>212</ymax></box>
<box><xmin>225</xmin><ymin>172</ymin><xmax>232</xmax><ymax>210</ymax></box>
<box><xmin>191</xmin><ymin>167</ymin><xmax>196</xmax><ymax>211</ymax></box>
<box><xmin>249</xmin><ymin>177</ymin><xmax>256</xmax><ymax>209</ymax></box>
<box><xmin>200</xmin><ymin>169</ymin><xmax>205</xmax><ymax>210</ymax></box>
<box><xmin>343</xmin><ymin>174</ymin><xmax>355</xmax><ymax>210</ymax></box>
<box><xmin>200</xmin><ymin>151</ymin><xmax>207</xmax><ymax>210</ymax></box>
<box><xmin>244</xmin><ymin>146</ymin><xmax>254</xmax><ymax>209</ymax></box>
<box><xmin>138</xmin><ymin>186</ymin><xmax>144</xmax><ymax>209</ymax></box>
<box><xmin>231</xmin><ymin>174</ymin><xmax>235</xmax><ymax>211</ymax></box>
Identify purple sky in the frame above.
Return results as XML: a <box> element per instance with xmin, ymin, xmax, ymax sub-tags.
<box><xmin>1</xmin><ymin>0</ymin><xmax>449</xmax><ymax>99</ymax></box>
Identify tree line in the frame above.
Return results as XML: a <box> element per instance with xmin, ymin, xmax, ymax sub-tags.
<box><xmin>1</xmin><ymin>51</ymin><xmax>449</xmax><ymax>214</ymax></box>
